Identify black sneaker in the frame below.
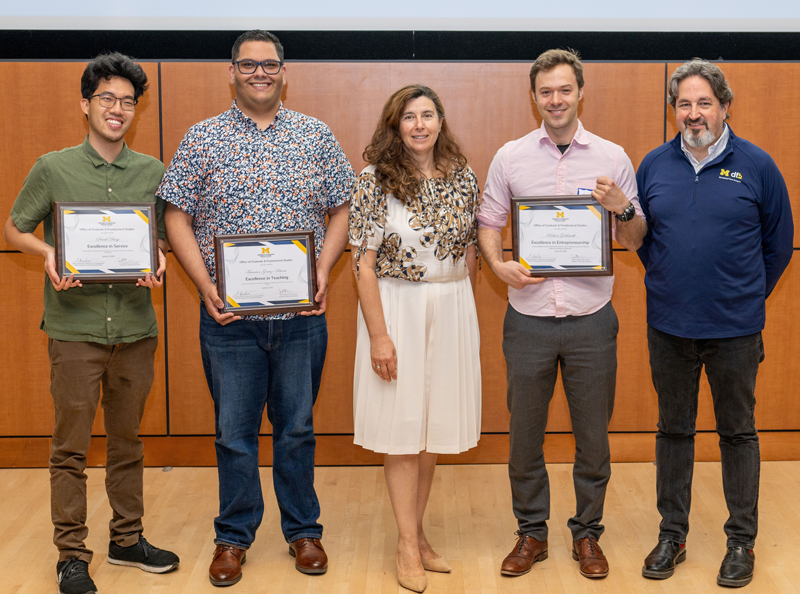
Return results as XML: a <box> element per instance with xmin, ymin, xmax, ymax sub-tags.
<box><xmin>108</xmin><ymin>535</ymin><xmax>180</xmax><ymax>573</ymax></box>
<box><xmin>56</xmin><ymin>558</ymin><xmax>97</xmax><ymax>594</ymax></box>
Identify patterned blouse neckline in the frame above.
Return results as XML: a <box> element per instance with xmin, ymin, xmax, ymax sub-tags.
<box><xmin>348</xmin><ymin>164</ymin><xmax>480</xmax><ymax>282</ymax></box>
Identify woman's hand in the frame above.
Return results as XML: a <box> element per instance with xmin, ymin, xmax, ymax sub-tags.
<box><xmin>370</xmin><ymin>334</ymin><xmax>398</xmax><ymax>382</ymax></box>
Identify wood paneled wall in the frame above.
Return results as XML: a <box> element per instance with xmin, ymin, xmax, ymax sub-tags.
<box><xmin>1</xmin><ymin>61</ymin><xmax>798</xmax><ymax>467</ymax></box>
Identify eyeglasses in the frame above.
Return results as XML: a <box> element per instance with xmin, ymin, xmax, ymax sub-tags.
<box><xmin>89</xmin><ymin>93</ymin><xmax>137</xmax><ymax>111</ymax></box>
<box><xmin>233</xmin><ymin>59</ymin><xmax>283</xmax><ymax>75</ymax></box>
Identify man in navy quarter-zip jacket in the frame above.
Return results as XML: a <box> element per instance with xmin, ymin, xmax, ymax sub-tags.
<box><xmin>635</xmin><ymin>59</ymin><xmax>793</xmax><ymax>589</ymax></box>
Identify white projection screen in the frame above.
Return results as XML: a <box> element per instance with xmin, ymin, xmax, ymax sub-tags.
<box><xmin>2</xmin><ymin>0</ymin><xmax>799</xmax><ymax>32</ymax></box>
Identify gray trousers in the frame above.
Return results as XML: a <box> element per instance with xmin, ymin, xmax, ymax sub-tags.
<box><xmin>503</xmin><ymin>302</ymin><xmax>618</xmax><ymax>541</ymax></box>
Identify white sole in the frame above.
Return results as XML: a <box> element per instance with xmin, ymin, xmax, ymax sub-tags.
<box><xmin>107</xmin><ymin>558</ymin><xmax>180</xmax><ymax>573</ymax></box>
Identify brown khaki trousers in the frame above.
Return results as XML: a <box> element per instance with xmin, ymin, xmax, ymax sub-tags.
<box><xmin>48</xmin><ymin>336</ymin><xmax>157</xmax><ymax>563</ymax></box>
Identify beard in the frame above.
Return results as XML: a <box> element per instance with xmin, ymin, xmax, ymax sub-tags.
<box><xmin>682</xmin><ymin>119</ymin><xmax>717</xmax><ymax>149</ymax></box>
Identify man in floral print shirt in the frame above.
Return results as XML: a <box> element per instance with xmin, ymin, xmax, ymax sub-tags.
<box><xmin>158</xmin><ymin>30</ymin><xmax>354</xmax><ymax>587</ymax></box>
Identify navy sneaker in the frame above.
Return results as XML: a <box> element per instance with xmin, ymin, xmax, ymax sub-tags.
<box><xmin>108</xmin><ymin>535</ymin><xmax>180</xmax><ymax>573</ymax></box>
<box><xmin>56</xmin><ymin>558</ymin><xmax>97</xmax><ymax>594</ymax></box>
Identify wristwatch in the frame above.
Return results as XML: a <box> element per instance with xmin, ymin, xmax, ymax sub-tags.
<box><xmin>615</xmin><ymin>202</ymin><xmax>635</xmax><ymax>222</ymax></box>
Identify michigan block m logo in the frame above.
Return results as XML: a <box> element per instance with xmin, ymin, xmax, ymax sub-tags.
<box><xmin>102</xmin><ymin>216</ymin><xmax>111</xmax><ymax>222</ymax></box>
<box><xmin>556</xmin><ymin>212</ymin><xmax>565</xmax><ymax>218</ymax></box>
<box><xmin>262</xmin><ymin>247</ymin><xmax>270</xmax><ymax>254</ymax></box>
<box><xmin>720</xmin><ymin>169</ymin><xmax>743</xmax><ymax>180</ymax></box>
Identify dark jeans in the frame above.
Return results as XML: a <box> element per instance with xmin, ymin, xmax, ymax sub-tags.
<box><xmin>199</xmin><ymin>308</ymin><xmax>327</xmax><ymax>548</ymax></box>
<box><xmin>48</xmin><ymin>336</ymin><xmax>157</xmax><ymax>563</ymax></box>
<box><xmin>648</xmin><ymin>326</ymin><xmax>764</xmax><ymax>549</ymax></box>
<box><xmin>503</xmin><ymin>302</ymin><xmax>618</xmax><ymax>541</ymax></box>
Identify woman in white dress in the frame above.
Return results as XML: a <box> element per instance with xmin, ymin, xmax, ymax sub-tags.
<box><xmin>348</xmin><ymin>84</ymin><xmax>481</xmax><ymax>593</ymax></box>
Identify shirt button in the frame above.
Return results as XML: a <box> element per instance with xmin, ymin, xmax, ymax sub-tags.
<box><xmin>108</xmin><ymin>188</ymin><xmax>112</xmax><ymax>192</ymax></box>
<box><xmin>107</xmin><ymin>317</ymin><xmax>112</xmax><ymax>322</ymax></box>
<box><xmin>108</xmin><ymin>285</ymin><xmax>113</xmax><ymax>289</ymax></box>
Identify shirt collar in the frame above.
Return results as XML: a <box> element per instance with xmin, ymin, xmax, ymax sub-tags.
<box><xmin>231</xmin><ymin>99</ymin><xmax>286</xmax><ymax>129</ymax></box>
<box><xmin>680</xmin><ymin>123</ymin><xmax>730</xmax><ymax>165</ymax></box>
<box><xmin>80</xmin><ymin>135</ymin><xmax>130</xmax><ymax>169</ymax></box>
<box><xmin>535</xmin><ymin>119</ymin><xmax>591</xmax><ymax>148</ymax></box>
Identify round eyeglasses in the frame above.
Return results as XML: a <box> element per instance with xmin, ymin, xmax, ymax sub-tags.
<box><xmin>233</xmin><ymin>60</ymin><xmax>283</xmax><ymax>75</ymax></box>
<box><xmin>89</xmin><ymin>93</ymin><xmax>137</xmax><ymax>111</ymax></box>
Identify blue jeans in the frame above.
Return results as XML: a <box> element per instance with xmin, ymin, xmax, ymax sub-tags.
<box><xmin>199</xmin><ymin>308</ymin><xmax>327</xmax><ymax>548</ymax></box>
<box><xmin>647</xmin><ymin>326</ymin><xmax>763</xmax><ymax>549</ymax></box>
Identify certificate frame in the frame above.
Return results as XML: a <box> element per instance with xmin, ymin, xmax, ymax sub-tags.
<box><xmin>511</xmin><ymin>196</ymin><xmax>613</xmax><ymax>277</ymax></box>
<box><xmin>53</xmin><ymin>201</ymin><xmax>159</xmax><ymax>283</ymax></box>
<box><xmin>214</xmin><ymin>230</ymin><xmax>319</xmax><ymax>316</ymax></box>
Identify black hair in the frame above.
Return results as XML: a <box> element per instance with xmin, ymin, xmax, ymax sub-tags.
<box><xmin>81</xmin><ymin>52</ymin><xmax>148</xmax><ymax>100</ymax></box>
<box><xmin>231</xmin><ymin>30</ymin><xmax>284</xmax><ymax>62</ymax></box>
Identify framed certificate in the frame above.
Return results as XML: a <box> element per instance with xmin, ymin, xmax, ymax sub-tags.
<box><xmin>511</xmin><ymin>196</ymin><xmax>613</xmax><ymax>277</ymax></box>
<box><xmin>214</xmin><ymin>231</ymin><xmax>319</xmax><ymax>315</ymax></box>
<box><xmin>53</xmin><ymin>202</ymin><xmax>159</xmax><ymax>283</ymax></box>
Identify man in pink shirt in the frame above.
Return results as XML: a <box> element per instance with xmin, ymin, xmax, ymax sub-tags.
<box><xmin>477</xmin><ymin>49</ymin><xmax>646</xmax><ymax>580</ymax></box>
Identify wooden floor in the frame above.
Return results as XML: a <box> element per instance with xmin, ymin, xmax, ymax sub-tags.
<box><xmin>2</xmin><ymin>462</ymin><xmax>800</xmax><ymax>593</ymax></box>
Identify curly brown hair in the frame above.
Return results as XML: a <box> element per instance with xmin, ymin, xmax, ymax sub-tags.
<box><xmin>363</xmin><ymin>84</ymin><xmax>467</xmax><ymax>203</ymax></box>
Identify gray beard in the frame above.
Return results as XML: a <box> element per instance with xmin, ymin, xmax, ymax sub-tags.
<box><xmin>683</xmin><ymin>127</ymin><xmax>716</xmax><ymax>149</ymax></box>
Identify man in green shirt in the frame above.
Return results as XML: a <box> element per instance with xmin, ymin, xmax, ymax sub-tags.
<box><xmin>4</xmin><ymin>53</ymin><xmax>179</xmax><ymax>594</ymax></box>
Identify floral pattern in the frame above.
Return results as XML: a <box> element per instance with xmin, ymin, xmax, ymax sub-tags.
<box><xmin>158</xmin><ymin>100</ymin><xmax>355</xmax><ymax>320</ymax></box>
<box><xmin>348</xmin><ymin>165</ymin><xmax>479</xmax><ymax>282</ymax></box>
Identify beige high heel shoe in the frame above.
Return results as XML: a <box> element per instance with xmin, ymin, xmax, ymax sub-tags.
<box><xmin>397</xmin><ymin>556</ymin><xmax>427</xmax><ymax>592</ymax></box>
<box><xmin>421</xmin><ymin>556</ymin><xmax>452</xmax><ymax>573</ymax></box>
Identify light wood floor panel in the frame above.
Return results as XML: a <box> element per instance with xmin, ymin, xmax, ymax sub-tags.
<box><xmin>2</xmin><ymin>463</ymin><xmax>799</xmax><ymax>593</ymax></box>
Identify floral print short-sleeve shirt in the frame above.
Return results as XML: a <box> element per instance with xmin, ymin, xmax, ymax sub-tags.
<box><xmin>158</xmin><ymin>101</ymin><xmax>355</xmax><ymax>320</ymax></box>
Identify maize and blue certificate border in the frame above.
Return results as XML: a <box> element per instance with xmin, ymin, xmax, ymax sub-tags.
<box><xmin>511</xmin><ymin>196</ymin><xmax>613</xmax><ymax>278</ymax></box>
<box><xmin>213</xmin><ymin>230</ymin><xmax>318</xmax><ymax>316</ymax></box>
<box><xmin>53</xmin><ymin>201</ymin><xmax>159</xmax><ymax>283</ymax></box>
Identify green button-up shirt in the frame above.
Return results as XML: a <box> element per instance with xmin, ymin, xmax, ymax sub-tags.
<box><xmin>11</xmin><ymin>137</ymin><xmax>166</xmax><ymax>344</ymax></box>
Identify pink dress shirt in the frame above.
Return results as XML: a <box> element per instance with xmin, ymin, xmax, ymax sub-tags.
<box><xmin>478</xmin><ymin>120</ymin><xmax>642</xmax><ymax>318</ymax></box>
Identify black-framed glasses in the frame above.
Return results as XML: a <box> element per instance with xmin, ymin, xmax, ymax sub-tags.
<box><xmin>89</xmin><ymin>93</ymin><xmax>137</xmax><ymax>111</ymax></box>
<box><xmin>233</xmin><ymin>59</ymin><xmax>283</xmax><ymax>75</ymax></box>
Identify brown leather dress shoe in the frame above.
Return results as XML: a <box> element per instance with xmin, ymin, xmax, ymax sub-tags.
<box><xmin>289</xmin><ymin>538</ymin><xmax>328</xmax><ymax>574</ymax></box>
<box><xmin>501</xmin><ymin>531</ymin><xmax>548</xmax><ymax>576</ymax></box>
<box><xmin>572</xmin><ymin>536</ymin><xmax>609</xmax><ymax>578</ymax></box>
<box><xmin>209</xmin><ymin>544</ymin><xmax>247</xmax><ymax>587</ymax></box>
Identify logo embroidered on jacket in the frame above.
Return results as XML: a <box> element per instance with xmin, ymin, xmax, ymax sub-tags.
<box><xmin>719</xmin><ymin>168</ymin><xmax>743</xmax><ymax>183</ymax></box>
